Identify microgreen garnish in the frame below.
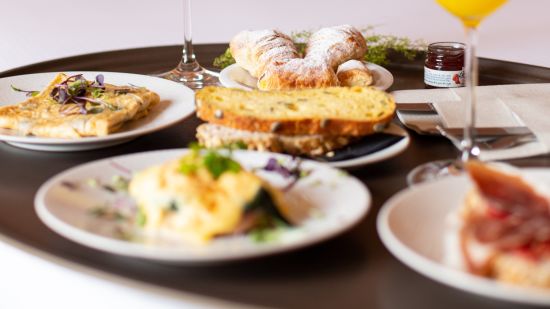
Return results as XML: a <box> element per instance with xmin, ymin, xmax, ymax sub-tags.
<box><xmin>263</xmin><ymin>157</ymin><xmax>311</xmax><ymax>191</ymax></box>
<box><xmin>109</xmin><ymin>160</ymin><xmax>133</xmax><ymax>176</ymax></box>
<box><xmin>48</xmin><ymin>74</ymin><xmax>123</xmax><ymax>116</ymax></box>
<box><xmin>179</xmin><ymin>144</ymin><xmax>242</xmax><ymax>179</ymax></box>
<box><xmin>226</xmin><ymin>141</ymin><xmax>247</xmax><ymax>150</ymax></box>
<box><xmin>169</xmin><ymin>200</ymin><xmax>179</xmax><ymax>212</ymax></box>
<box><xmin>203</xmin><ymin>151</ymin><xmax>241</xmax><ymax>179</ymax></box>
<box><xmin>249</xmin><ymin>218</ymin><xmax>288</xmax><ymax>243</ymax></box>
<box><xmin>10</xmin><ymin>85</ymin><xmax>39</xmax><ymax>97</ymax></box>
<box><xmin>136</xmin><ymin>208</ymin><xmax>147</xmax><ymax>227</ymax></box>
<box><xmin>90</xmin><ymin>205</ymin><xmax>127</xmax><ymax>221</ymax></box>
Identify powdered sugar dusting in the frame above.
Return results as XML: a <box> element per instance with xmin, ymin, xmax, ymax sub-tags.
<box><xmin>231</xmin><ymin>25</ymin><xmax>368</xmax><ymax>89</ymax></box>
<box><xmin>306</xmin><ymin>25</ymin><xmax>367</xmax><ymax>69</ymax></box>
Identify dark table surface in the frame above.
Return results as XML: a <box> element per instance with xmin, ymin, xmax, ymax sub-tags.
<box><xmin>1</xmin><ymin>44</ymin><xmax>550</xmax><ymax>308</ymax></box>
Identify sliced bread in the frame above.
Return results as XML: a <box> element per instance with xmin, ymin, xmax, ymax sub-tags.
<box><xmin>196</xmin><ymin>123</ymin><xmax>356</xmax><ymax>156</ymax></box>
<box><xmin>195</xmin><ymin>86</ymin><xmax>395</xmax><ymax>136</ymax></box>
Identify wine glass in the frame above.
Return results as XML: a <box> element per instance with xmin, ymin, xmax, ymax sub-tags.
<box><xmin>156</xmin><ymin>0</ymin><xmax>219</xmax><ymax>90</ymax></box>
<box><xmin>407</xmin><ymin>0</ymin><xmax>507</xmax><ymax>185</ymax></box>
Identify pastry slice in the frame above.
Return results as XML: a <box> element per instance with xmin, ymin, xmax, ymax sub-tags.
<box><xmin>461</xmin><ymin>161</ymin><xmax>550</xmax><ymax>289</ymax></box>
<box><xmin>0</xmin><ymin>73</ymin><xmax>160</xmax><ymax>138</ymax></box>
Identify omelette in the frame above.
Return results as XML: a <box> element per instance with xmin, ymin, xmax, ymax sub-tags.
<box><xmin>0</xmin><ymin>73</ymin><xmax>160</xmax><ymax>138</ymax></box>
<box><xmin>128</xmin><ymin>149</ymin><xmax>291</xmax><ymax>244</ymax></box>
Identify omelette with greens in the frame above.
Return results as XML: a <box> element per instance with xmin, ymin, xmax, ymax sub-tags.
<box><xmin>0</xmin><ymin>73</ymin><xmax>160</xmax><ymax>138</ymax></box>
<box><xmin>128</xmin><ymin>148</ymin><xmax>292</xmax><ymax>244</ymax></box>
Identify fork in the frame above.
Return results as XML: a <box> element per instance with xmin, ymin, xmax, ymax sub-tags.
<box><xmin>436</xmin><ymin>125</ymin><xmax>537</xmax><ymax>151</ymax></box>
<box><xmin>477</xmin><ymin>134</ymin><xmax>537</xmax><ymax>150</ymax></box>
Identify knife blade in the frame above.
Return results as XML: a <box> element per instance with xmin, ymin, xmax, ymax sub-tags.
<box><xmin>396</xmin><ymin>102</ymin><xmax>436</xmax><ymax>113</ymax></box>
<box><xmin>422</xmin><ymin>126</ymin><xmax>533</xmax><ymax>137</ymax></box>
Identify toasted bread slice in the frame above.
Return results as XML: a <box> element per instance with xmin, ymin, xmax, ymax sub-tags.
<box><xmin>0</xmin><ymin>73</ymin><xmax>160</xmax><ymax>138</ymax></box>
<box><xmin>195</xmin><ymin>86</ymin><xmax>395</xmax><ymax>136</ymax></box>
<box><xmin>196</xmin><ymin>123</ymin><xmax>355</xmax><ymax>156</ymax></box>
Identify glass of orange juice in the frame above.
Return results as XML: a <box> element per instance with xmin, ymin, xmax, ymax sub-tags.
<box><xmin>407</xmin><ymin>0</ymin><xmax>507</xmax><ymax>185</ymax></box>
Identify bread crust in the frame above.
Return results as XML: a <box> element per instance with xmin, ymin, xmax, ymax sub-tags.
<box><xmin>195</xmin><ymin>86</ymin><xmax>395</xmax><ymax>137</ymax></box>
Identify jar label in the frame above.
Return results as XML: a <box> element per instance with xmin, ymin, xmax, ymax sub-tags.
<box><xmin>424</xmin><ymin>67</ymin><xmax>464</xmax><ymax>88</ymax></box>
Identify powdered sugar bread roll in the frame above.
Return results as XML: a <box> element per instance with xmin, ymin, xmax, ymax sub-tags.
<box><xmin>337</xmin><ymin>60</ymin><xmax>373</xmax><ymax>87</ymax></box>
<box><xmin>258</xmin><ymin>25</ymin><xmax>368</xmax><ymax>90</ymax></box>
<box><xmin>257</xmin><ymin>58</ymin><xmax>339</xmax><ymax>90</ymax></box>
<box><xmin>230</xmin><ymin>30</ymin><xmax>299</xmax><ymax>78</ymax></box>
<box><xmin>305</xmin><ymin>25</ymin><xmax>367</xmax><ymax>70</ymax></box>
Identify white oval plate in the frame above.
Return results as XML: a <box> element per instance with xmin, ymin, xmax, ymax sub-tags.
<box><xmin>327</xmin><ymin>122</ymin><xmax>409</xmax><ymax>169</ymax></box>
<box><xmin>220</xmin><ymin>63</ymin><xmax>394</xmax><ymax>91</ymax></box>
<box><xmin>377</xmin><ymin>169</ymin><xmax>550</xmax><ymax>306</ymax></box>
<box><xmin>0</xmin><ymin>72</ymin><xmax>195</xmax><ymax>151</ymax></box>
<box><xmin>35</xmin><ymin>149</ymin><xmax>370</xmax><ymax>264</ymax></box>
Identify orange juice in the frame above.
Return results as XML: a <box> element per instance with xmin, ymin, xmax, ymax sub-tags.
<box><xmin>436</xmin><ymin>0</ymin><xmax>507</xmax><ymax>27</ymax></box>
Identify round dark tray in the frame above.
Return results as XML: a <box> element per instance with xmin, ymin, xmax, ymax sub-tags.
<box><xmin>1</xmin><ymin>45</ymin><xmax>549</xmax><ymax>309</ymax></box>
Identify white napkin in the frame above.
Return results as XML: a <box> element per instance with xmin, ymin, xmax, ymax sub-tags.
<box><xmin>392</xmin><ymin>84</ymin><xmax>550</xmax><ymax>161</ymax></box>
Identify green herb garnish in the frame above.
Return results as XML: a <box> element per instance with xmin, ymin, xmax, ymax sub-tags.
<box><xmin>110</xmin><ymin>175</ymin><xmax>130</xmax><ymax>192</ymax></box>
<box><xmin>169</xmin><ymin>200</ymin><xmax>179</xmax><ymax>212</ymax></box>
<box><xmin>212</xmin><ymin>48</ymin><xmax>235</xmax><ymax>69</ymax></box>
<box><xmin>136</xmin><ymin>208</ymin><xmax>147</xmax><ymax>227</ymax></box>
<box><xmin>203</xmin><ymin>151</ymin><xmax>241</xmax><ymax>179</ymax></box>
<box><xmin>249</xmin><ymin>218</ymin><xmax>288</xmax><ymax>243</ymax></box>
<box><xmin>179</xmin><ymin>144</ymin><xmax>242</xmax><ymax>179</ymax></box>
<box><xmin>90</xmin><ymin>205</ymin><xmax>126</xmax><ymax>221</ymax></box>
<box><xmin>10</xmin><ymin>85</ymin><xmax>39</xmax><ymax>97</ymax></box>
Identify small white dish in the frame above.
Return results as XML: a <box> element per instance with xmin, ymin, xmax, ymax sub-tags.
<box><xmin>35</xmin><ymin>149</ymin><xmax>370</xmax><ymax>264</ymax></box>
<box><xmin>377</xmin><ymin>169</ymin><xmax>550</xmax><ymax>306</ymax></box>
<box><xmin>0</xmin><ymin>71</ymin><xmax>195</xmax><ymax>151</ymax></box>
<box><xmin>219</xmin><ymin>63</ymin><xmax>394</xmax><ymax>91</ymax></box>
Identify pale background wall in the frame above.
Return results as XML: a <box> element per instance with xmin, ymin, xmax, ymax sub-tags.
<box><xmin>0</xmin><ymin>0</ymin><xmax>548</xmax><ymax>72</ymax></box>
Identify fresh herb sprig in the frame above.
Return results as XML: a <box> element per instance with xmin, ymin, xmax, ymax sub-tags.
<box><xmin>10</xmin><ymin>85</ymin><xmax>40</xmax><ymax>97</ymax></box>
<box><xmin>51</xmin><ymin>74</ymin><xmax>115</xmax><ymax>115</ymax></box>
<box><xmin>180</xmin><ymin>143</ymin><xmax>242</xmax><ymax>179</ymax></box>
<box><xmin>212</xmin><ymin>27</ymin><xmax>426</xmax><ymax>68</ymax></box>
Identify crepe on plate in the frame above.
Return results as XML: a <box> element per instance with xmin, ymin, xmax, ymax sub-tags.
<box><xmin>0</xmin><ymin>73</ymin><xmax>160</xmax><ymax>138</ymax></box>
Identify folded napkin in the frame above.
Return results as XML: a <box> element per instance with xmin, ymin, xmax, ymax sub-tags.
<box><xmin>392</xmin><ymin>84</ymin><xmax>550</xmax><ymax>161</ymax></box>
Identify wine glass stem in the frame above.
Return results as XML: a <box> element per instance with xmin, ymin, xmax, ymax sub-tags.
<box><xmin>181</xmin><ymin>0</ymin><xmax>196</xmax><ymax>65</ymax></box>
<box><xmin>461</xmin><ymin>26</ymin><xmax>478</xmax><ymax>162</ymax></box>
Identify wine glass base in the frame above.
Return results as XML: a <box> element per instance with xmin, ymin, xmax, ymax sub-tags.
<box><xmin>156</xmin><ymin>65</ymin><xmax>220</xmax><ymax>90</ymax></box>
<box><xmin>406</xmin><ymin>159</ymin><xmax>465</xmax><ymax>186</ymax></box>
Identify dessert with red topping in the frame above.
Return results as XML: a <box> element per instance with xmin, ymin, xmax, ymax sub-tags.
<box><xmin>460</xmin><ymin>161</ymin><xmax>550</xmax><ymax>288</ymax></box>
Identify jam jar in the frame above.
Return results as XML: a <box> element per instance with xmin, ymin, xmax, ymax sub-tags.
<box><xmin>424</xmin><ymin>42</ymin><xmax>465</xmax><ymax>88</ymax></box>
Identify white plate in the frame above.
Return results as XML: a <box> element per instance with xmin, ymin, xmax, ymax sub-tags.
<box><xmin>327</xmin><ymin>122</ymin><xmax>409</xmax><ymax>169</ymax></box>
<box><xmin>35</xmin><ymin>149</ymin><xmax>370</xmax><ymax>264</ymax></box>
<box><xmin>0</xmin><ymin>71</ymin><xmax>195</xmax><ymax>151</ymax></box>
<box><xmin>219</xmin><ymin>63</ymin><xmax>394</xmax><ymax>91</ymax></box>
<box><xmin>377</xmin><ymin>169</ymin><xmax>550</xmax><ymax>306</ymax></box>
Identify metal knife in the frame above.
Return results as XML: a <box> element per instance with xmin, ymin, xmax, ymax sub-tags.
<box><xmin>396</xmin><ymin>102</ymin><xmax>436</xmax><ymax>113</ymax></box>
